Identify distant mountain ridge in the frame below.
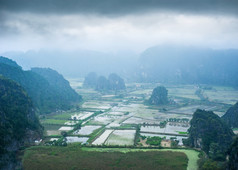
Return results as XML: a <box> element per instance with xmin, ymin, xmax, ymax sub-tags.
<box><xmin>138</xmin><ymin>45</ymin><xmax>238</xmax><ymax>86</ymax></box>
<box><xmin>2</xmin><ymin>46</ymin><xmax>238</xmax><ymax>86</ymax></box>
<box><xmin>0</xmin><ymin>56</ymin><xmax>82</xmax><ymax>114</ymax></box>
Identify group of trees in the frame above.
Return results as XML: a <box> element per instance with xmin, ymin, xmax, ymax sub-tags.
<box><xmin>83</xmin><ymin>72</ymin><xmax>126</xmax><ymax>92</ymax></box>
<box><xmin>0</xmin><ymin>56</ymin><xmax>82</xmax><ymax>114</ymax></box>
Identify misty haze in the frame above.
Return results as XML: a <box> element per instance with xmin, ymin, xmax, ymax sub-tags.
<box><xmin>0</xmin><ymin>0</ymin><xmax>238</xmax><ymax>170</ymax></box>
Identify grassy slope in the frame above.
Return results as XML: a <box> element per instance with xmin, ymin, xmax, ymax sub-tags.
<box><xmin>23</xmin><ymin>145</ymin><xmax>188</xmax><ymax>170</ymax></box>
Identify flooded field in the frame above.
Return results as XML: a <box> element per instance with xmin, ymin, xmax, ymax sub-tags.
<box><xmin>92</xmin><ymin>129</ymin><xmax>114</xmax><ymax>145</ymax></box>
<box><xmin>105</xmin><ymin>130</ymin><xmax>136</xmax><ymax>146</ymax></box>
<box><xmin>66</xmin><ymin>137</ymin><xmax>89</xmax><ymax>144</ymax></box>
<box><xmin>74</xmin><ymin>125</ymin><xmax>101</xmax><ymax>135</ymax></box>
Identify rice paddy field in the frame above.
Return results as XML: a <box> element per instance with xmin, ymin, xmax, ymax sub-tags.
<box><xmin>104</xmin><ymin>130</ymin><xmax>136</xmax><ymax>146</ymax></box>
<box><xmin>41</xmin><ymin>81</ymin><xmax>237</xmax><ymax>144</ymax></box>
<box><xmin>35</xmin><ymin>79</ymin><xmax>238</xmax><ymax>169</ymax></box>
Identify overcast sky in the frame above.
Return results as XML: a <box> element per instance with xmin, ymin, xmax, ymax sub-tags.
<box><xmin>0</xmin><ymin>0</ymin><xmax>238</xmax><ymax>53</ymax></box>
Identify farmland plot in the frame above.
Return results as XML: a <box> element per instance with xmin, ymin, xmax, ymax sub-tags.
<box><xmin>105</xmin><ymin>130</ymin><xmax>136</xmax><ymax>146</ymax></box>
<box><xmin>116</xmin><ymin>104</ymin><xmax>158</xmax><ymax>119</ymax></box>
<box><xmin>82</xmin><ymin>101</ymin><xmax>111</xmax><ymax>110</ymax></box>
<box><xmin>107</xmin><ymin>111</ymin><xmax>124</xmax><ymax>116</ymax></box>
<box><xmin>165</xmin><ymin>124</ymin><xmax>189</xmax><ymax>134</ymax></box>
<box><xmin>71</xmin><ymin>113</ymin><xmax>84</xmax><ymax>120</ymax></box>
<box><xmin>71</xmin><ymin>112</ymin><xmax>94</xmax><ymax>120</ymax></box>
<box><xmin>106</xmin><ymin>121</ymin><xmax>121</xmax><ymax>128</ymax></box>
<box><xmin>44</xmin><ymin>125</ymin><xmax>61</xmax><ymax>136</ymax></box>
<box><xmin>140</xmin><ymin>124</ymin><xmax>189</xmax><ymax>135</ymax></box>
<box><xmin>140</xmin><ymin>133</ymin><xmax>187</xmax><ymax>146</ymax></box>
<box><xmin>59</xmin><ymin>126</ymin><xmax>74</xmax><ymax>131</ymax></box>
<box><xmin>80</xmin><ymin>112</ymin><xmax>94</xmax><ymax>120</ymax></box>
<box><xmin>141</xmin><ymin>126</ymin><xmax>166</xmax><ymax>133</ymax></box>
<box><xmin>167</xmin><ymin>85</ymin><xmax>199</xmax><ymax>100</ymax></box>
<box><xmin>66</xmin><ymin>137</ymin><xmax>89</xmax><ymax>144</ymax></box>
<box><xmin>73</xmin><ymin>125</ymin><xmax>101</xmax><ymax>135</ymax></box>
<box><xmin>46</xmin><ymin>130</ymin><xmax>61</xmax><ymax>136</ymax></box>
<box><xmin>50</xmin><ymin>138</ymin><xmax>59</xmax><ymax>141</ymax></box>
<box><xmin>92</xmin><ymin>129</ymin><xmax>114</xmax><ymax>145</ymax></box>
<box><xmin>203</xmin><ymin>88</ymin><xmax>238</xmax><ymax>105</ymax></box>
<box><xmin>169</xmin><ymin>105</ymin><xmax>216</xmax><ymax>115</ymax></box>
<box><xmin>123</xmin><ymin>117</ymin><xmax>158</xmax><ymax>125</ymax></box>
<box><xmin>153</xmin><ymin>112</ymin><xmax>190</xmax><ymax>120</ymax></box>
<box><xmin>64</xmin><ymin>121</ymin><xmax>79</xmax><ymax>125</ymax></box>
<box><xmin>89</xmin><ymin>115</ymin><xmax>117</xmax><ymax>125</ymax></box>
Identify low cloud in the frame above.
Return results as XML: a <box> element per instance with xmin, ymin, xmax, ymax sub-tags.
<box><xmin>0</xmin><ymin>0</ymin><xmax>238</xmax><ymax>53</ymax></box>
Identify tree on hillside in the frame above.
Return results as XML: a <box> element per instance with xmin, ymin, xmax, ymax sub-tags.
<box><xmin>149</xmin><ymin>86</ymin><xmax>168</xmax><ymax>105</ymax></box>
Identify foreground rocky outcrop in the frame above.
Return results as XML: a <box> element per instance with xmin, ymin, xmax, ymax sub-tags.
<box><xmin>0</xmin><ymin>76</ymin><xmax>43</xmax><ymax>169</ymax></box>
<box><xmin>186</xmin><ymin>109</ymin><xmax>234</xmax><ymax>161</ymax></box>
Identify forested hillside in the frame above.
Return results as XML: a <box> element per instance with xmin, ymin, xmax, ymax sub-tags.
<box><xmin>222</xmin><ymin>102</ymin><xmax>238</xmax><ymax>128</ymax></box>
<box><xmin>84</xmin><ymin>72</ymin><xmax>126</xmax><ymax>92</ymax></box>
<box><xmin>0</xmin><ymin>76</ymin><xmax>42</xmax><ymax>169</ymax></box>
<box><xmin>227</xmin><ymin>137</ymin><xmax>238</xmax><ymax>170</ymax></box>
<box><xmin>186</xmin><ymin>109</ymin><xmax>234</xmax><ymax>161</ymax></box>
<box><xmin>0</xmin><ymin>56</ymin><xmax>81</xmax><ymax>113</ymax></box>
<box><xmin>31</xmin><ymin>67</ymin><xmax>81</xmax><ymax>103</ymax></box>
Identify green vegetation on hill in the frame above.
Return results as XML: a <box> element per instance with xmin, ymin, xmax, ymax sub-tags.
<box><xmin>0</xmin><ymin>56</ymin><xmax>81</xmax><ymax>113</ymax></box>
<box><xmin>108</xmin><ymin>73</ymin><xmax>126</xmax><ymax>91</ymax></box>
<box><xmin>186</xmin><ymin>109</ymin><xmax>234</xmax><ymax>161</ymax></box>
<box><xmin>84</xmin><ymin>72</ymin><xmax>126</xmax><ymax>92</ymax></box>
<box><xmin>222</xmin><ymin>102</ymin><xmax>238</xmax><ymax>128</ymax></box>
<box><xmin>227</xmin><ymin>137</ymin><xmax>238</xmax><ymax>170</ymax></box>
<box><xmin>83</xmin><ymin>72</ymin><xmax>98</xmax><ymax>88</ymax></box>
<box><xmin>31</xmin><ymin>67</ymin><xmax>81</xmax><ymax>102</ymax></box>
<box><xmin>0</xmin><ymin>76</ymin><xmax>42</xmax><ymax>169</ymax></box>
<box><xmin>96</xmin><ymin>75</ymin><xmax>109</xmax><ymax>91</ymax></box>
<box><xmin>0</xmin><ymin>56</ymin><xmax>21</xmax><ymax>68</ymax></box>
<box><xmin>23</xmin><ymin>145</ymin><xmax>188</xmax><ymax>170</ymax></box>
<box><xmin>149</xmin><ymin>86</ymin><xmax>169</xmax><ymax>105</ymax></box>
